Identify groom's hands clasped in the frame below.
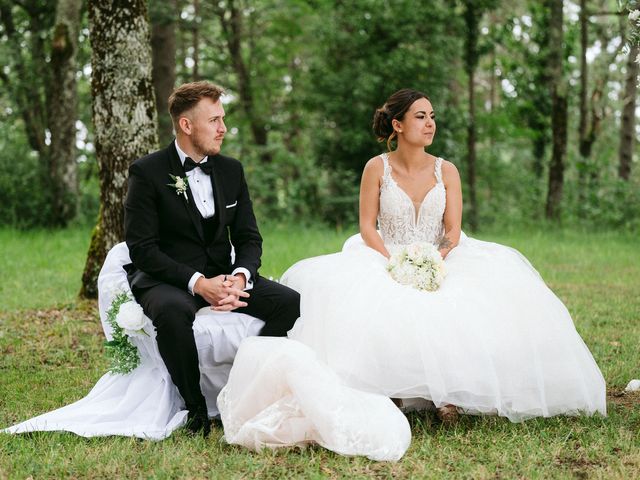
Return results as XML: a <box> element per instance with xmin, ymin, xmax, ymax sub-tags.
<box><xmin>193</xmin><ymin>274</ymin><xmax>250</xmax><ymax>311</ymax></box>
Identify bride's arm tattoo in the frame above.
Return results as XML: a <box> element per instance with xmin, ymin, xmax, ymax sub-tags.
<box><xmin>438</xmin><ymin>236</ymin><xmax>453</xmax><ymax>250</ymax></box>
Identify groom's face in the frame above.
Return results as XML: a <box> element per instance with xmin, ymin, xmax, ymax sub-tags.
<box><xmin>188</xmin><ymin>97</ymin><xmax>227</xmax><ymax>157</ymax></box>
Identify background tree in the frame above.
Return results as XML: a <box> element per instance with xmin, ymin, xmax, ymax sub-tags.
<box><xmin>212</xmin><ymin>0</ymin><xmax>275</xmax><ymax>164</ymax></box>
<box><xmin>461</xmin><ymin>0</ymin><xmax>499</xmax><ymax>231</ymax></box>
<box><xmin>577</xmin><ymin>3</ymin><xmax>624</xmax><ymax>203</ymax></box>
<box><xmin>150</xmin><ymin>0</ymin><xmax>177</xmax><ymax>145</ymax></box>
<box><xmin>50</xmin><ymin>0</ymin><xmax>83</xmax><ymax>225</ymax></box>
<box><xmin>1</xmin><ymin>0</ymin><xmax>638</xmax><ymax>234</ymax></box>
<box><xmin>618</xmin><ymin>41</ymin><xmax>639</xmax><ymax>180</ymax></box>
<box><xmin>0</xmin><ymin>0</ymin><xmax>87</xmax><ymax>227</ymax></box>
<box><xmin>545</xmin><ymin>0</ymin><xmax>569</xmax><ymax>220</ymax></box>
<box><xmin>80</xmin><ymin>0</ymin><xmax>158</xmax><ymax>298</ymax></box>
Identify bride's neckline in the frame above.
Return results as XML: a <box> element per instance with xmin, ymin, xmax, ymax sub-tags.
<box><xmin>382</xmin><ymin>153</ymin><xmax>443</xmax><ymax>223</ymax></box>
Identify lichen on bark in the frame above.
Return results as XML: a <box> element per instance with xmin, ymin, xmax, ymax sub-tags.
<box><xmin>80</xmin><ymin>0</ymin><xmax>158</xmax><ymax>298</ymax></box>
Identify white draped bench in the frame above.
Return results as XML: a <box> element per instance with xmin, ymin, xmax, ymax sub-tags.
<box><xmin>4</xmin><ymin>242</ymin><xmax>264</xmax><ymax>440</ymax></box>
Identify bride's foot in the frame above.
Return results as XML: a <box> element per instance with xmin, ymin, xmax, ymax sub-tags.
<box><xmin>436</xmin><ymin>404</ymin><xmax>459</xmax><ymax>425</ymax></box>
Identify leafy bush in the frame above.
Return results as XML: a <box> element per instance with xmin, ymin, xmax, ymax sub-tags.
<box><xmin>0</xmin><ymin>128</ymin><xmax>53</xmax><ymax>228</ymax></box>
<box><xmin>245</xmin><ymin>145</ymin><xmax>359</xmax><ymax>228</ymax></box>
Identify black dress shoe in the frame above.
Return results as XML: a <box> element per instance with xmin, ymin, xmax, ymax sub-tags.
<box><xmin>185</xmin><ymin>410</ymin><xmax>211</xmax><ymax>438</ymax></box>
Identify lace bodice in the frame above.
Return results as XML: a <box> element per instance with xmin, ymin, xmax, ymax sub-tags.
<box><xmin>378</xmin><ymin>152</ymin><xmax>446</xmax><ymax>246</ymax></box>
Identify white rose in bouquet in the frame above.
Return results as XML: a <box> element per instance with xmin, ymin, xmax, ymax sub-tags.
<box><xmin>406</xmin><ymin>243</ymin><xmax>423</xmax><ymax>263</ymax></box>
<box><xmin>115</xmin><ymin>300</ymin><xmax>148</xmax><ymax>336</ymax></box>
<box><xmin>387</xmin><ymin>242</ymin><xmax>446</xmax><ymax>291</ymax></box>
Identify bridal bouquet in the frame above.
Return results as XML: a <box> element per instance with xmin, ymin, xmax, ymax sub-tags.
<box><xmin>104</xmin><ymin>291</ymin><xmax>150</xmax><ymax>374</ymax></box>
<box><xmin>387</xmin><ymin>242</ymin><xmax>446</xmax><ymax>291</ymax></box>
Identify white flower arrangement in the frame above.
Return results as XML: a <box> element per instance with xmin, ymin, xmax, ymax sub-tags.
<box><xmin>167</xmin><ymin>174</ymin><xmax>189</xmax><ymax>202</ymax></box>
<box><xmin>115</xmin><ymin>300</ymin><xmax>148</xmax><ymax>337</ymax></box>
<box><xmin>104</xmin><ymin>292</ymin><xmax>150</xmax><ymax>374</ymax></box>
<box><xmin>387</xmin><ymin>242</ymin><xmax>446</xmax><ymax>292</ymax></box>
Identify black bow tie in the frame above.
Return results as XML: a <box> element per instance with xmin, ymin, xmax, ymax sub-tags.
<box><xmin>184</xmin><ymin>157</ymin><xmax>214</xmax><ymax>175</ymax></box>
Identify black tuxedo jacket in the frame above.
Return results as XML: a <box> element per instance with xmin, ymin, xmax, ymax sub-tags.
<box><xmin>124</xmin><ymin>141</ymin><xmax>262</xmax><ymax>291</ymax></box>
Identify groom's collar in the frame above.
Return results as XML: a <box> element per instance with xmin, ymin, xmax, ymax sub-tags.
<box><xmin>174</xmin><ymin>139</ymin><xmax>209</xmax><ymax>167</ymax></box>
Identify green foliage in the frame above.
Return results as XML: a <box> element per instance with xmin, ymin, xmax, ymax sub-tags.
<box><xmin>0</xmin><ymin>125</ymin><xmax>52</xmax><ymax>228</ymax></box>
<box><xmin>103</xmin><ymin>292</ymin><xmax>141</xmax><ymax>375</ymax></box>
<box><xmin>0</xmin><ymin>0</ymin><xmax>638</xmax><ymax>231</ymax></box>
<box><xmin>246</xmin><ymin>144</ymin><xmax>360</xmax><ymax>228</ymax></box>
<box><xmin>303</xmin><ymin>0</ymin><xmax>465</xmax><ymax>173</ymax></box>
<box><xmin>0</xmin><ymin>120</ymin><xmax>99</xmax><ymax>228</ymax></box>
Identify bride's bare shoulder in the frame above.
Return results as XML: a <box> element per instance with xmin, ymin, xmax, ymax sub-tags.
<box><xmin>440</xmin><ymin>159</ymin><xmax>460</xmax><ymax>175</ymax></box>
<box><xmin>362</xmin><ymin>155</ymin><xmax>385</xmax><ymax>175</ymax></box>
<box><xmin>439</xmin><ymin>159</ymin><xmax>461</xmax><ymax>186</ymax></box>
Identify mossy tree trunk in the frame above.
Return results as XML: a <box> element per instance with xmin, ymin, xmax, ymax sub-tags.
<box><xmin>80</xmin><ymin>0</ymin><xmax>158</xmax><ymax>298</ymax></box>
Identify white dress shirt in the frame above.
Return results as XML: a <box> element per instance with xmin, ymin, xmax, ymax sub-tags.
<box><xmin>174</xmin><ymin>140</ymin><xmax>253</xmax><ymax>294</ymax></box>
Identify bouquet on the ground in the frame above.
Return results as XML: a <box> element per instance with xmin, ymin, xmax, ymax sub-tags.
<box><xmin>104</xmin><ymin>291</ymin><xmax>150</xmax><ymax>374</ymax></box>
<box><xmin>387</xmin><ymin>242</ymin><xmax>446</xmax><ymax>291</ymax></box>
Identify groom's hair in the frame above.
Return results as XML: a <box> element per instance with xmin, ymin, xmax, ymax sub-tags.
<box><xmin>168</xmin><ymin>81</ymin><xmax>225</xmax><ymax>129</ymax></box>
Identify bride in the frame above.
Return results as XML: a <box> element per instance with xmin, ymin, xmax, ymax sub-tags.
<box><xmin>218</xmin><ymin>89</ymin><xmax>606</xmax><ymax>459</ymax></box>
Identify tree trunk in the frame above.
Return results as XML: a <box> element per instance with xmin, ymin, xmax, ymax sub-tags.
<box><xmin>215</xmin><ymin>0</ymin><xmax>271</xmax><ymax>163</ymax></box>
<box><xmin>0</xmin><ymin>3</ymin><xmax>52</xmax><ymax>161</ymax></box>
<box><xmin>463</xmin><ymin>0</ymin><xmax>479</xmax><ymax>231</ymax></box>
<box><xmin>618</xmin><ymin>41</ymin><xmax>639</xmax><ymax>180</ymax></box>
<box><xmin>545</xmin><ymin>0</ymin><xmax>568</xmax><ymax>220</ymax></box>
<box><xmin>150</xmin><ymin>0</ymin><xmax>177</xmax><ymax>145</ymax></box>
<box><xmin>577</xmin><ymin>0</ymin><xmax>589</xmax><ymax>202</ymax></box>
<box><xmin>49</xmin><ymin>0</ymin><xmax>82</xmax><ymax>226</ymax></box>
<box><xmin>192</xmin><ymin>0</ymin><xmax>199</xmax><ymax>80</ymax></box>
<box><xmin>466</xmin><ymin>68</ymin><xmax>479</xmax><ymax>232</ymax></box>
<box><xmin>80</xmin><ymin>0</ymin><xmax>158</xmax><ymax>298</ymax></box>
<box><xmin>527</xmin><ymin>1</ymin><xmax>552</xmax><ymax>181</ymax></box>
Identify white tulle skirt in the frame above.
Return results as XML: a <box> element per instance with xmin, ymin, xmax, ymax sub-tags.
<box><xmin>282</xmin><ymin>233</ymin><xmax>606</xmax><ymax>422</ymax></box>
<box><xmin>218</xmin><ymin>337</ymin><xmax>411</xmax><ymax>461</ymax></box>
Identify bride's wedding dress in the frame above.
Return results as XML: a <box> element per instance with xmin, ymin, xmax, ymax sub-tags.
<box><xmin>219</xmin><ymin>154</ymin><xmax>605</xmax><ymax>459</ymax></box>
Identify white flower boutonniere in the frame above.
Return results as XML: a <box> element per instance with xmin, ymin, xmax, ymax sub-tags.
<box><xmin>168</xmin><ymin>174</ymin><xmax>189</xmax><ymax>202</ymax></box>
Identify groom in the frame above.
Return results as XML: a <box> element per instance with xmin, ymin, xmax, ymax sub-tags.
<box><xmin>124</xmin><ymin>81</ymin><xmax>300</xmax><ymax>437</ymax></box>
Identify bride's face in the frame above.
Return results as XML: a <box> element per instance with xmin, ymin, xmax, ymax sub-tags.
<box><xmin>395</xmin><ymin>98</ymin><xmax>436</xmax><ymax>148</ymax></box>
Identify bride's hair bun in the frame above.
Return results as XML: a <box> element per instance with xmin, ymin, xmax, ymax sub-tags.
<box><xmin>372</xmin><ymin>107</ymin><xmax>393</xmax><ymax>140</ymax></box>
<box><xmin>372</xmin><ymin>88</ymin><xmax>430</xmax><ymax>143</ymax></box>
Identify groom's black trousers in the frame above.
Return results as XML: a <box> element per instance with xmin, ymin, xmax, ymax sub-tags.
<box><xmin>134</xmin><ymin>276</ymin><xmax>300</xmax><ymax>412</ymax></box>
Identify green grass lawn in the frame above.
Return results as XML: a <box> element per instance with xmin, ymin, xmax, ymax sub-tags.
<box><xmin>1</xmin><ymin>225</ymin><xmax>639</xmax><ymax>478</ymax></box>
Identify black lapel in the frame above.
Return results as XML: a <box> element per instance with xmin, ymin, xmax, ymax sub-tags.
<box><xmin>209</xmin><ymin>154</ymin><xmax>226</xmax><ymax>241</ymax></box>
<box><xmin>167</xmin><ymin>142</ymin><xmax>205</xmax><ymax>242</ymax></box>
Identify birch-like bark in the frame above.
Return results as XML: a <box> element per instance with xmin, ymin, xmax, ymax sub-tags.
<box><xmin>80</xmin><ymin>0</ymin><xmax>158</xmax><ymax>298</ymax></box>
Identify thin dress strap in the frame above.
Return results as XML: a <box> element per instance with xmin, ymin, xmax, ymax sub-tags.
<box><xmin>380</xmin><ymin>153</ymin><xmax>391</xmax><ymax>177</ymax></box>
<box><xmin>434</xmin><ymin>157</ymin><xmax>443</xmax><ymax>184</ymax></box>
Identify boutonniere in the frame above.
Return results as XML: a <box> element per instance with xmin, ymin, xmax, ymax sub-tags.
<box><xmin>167</xmin><ymin>174</ymin><xmax>189</xmax><ymax>202</ymax></box>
